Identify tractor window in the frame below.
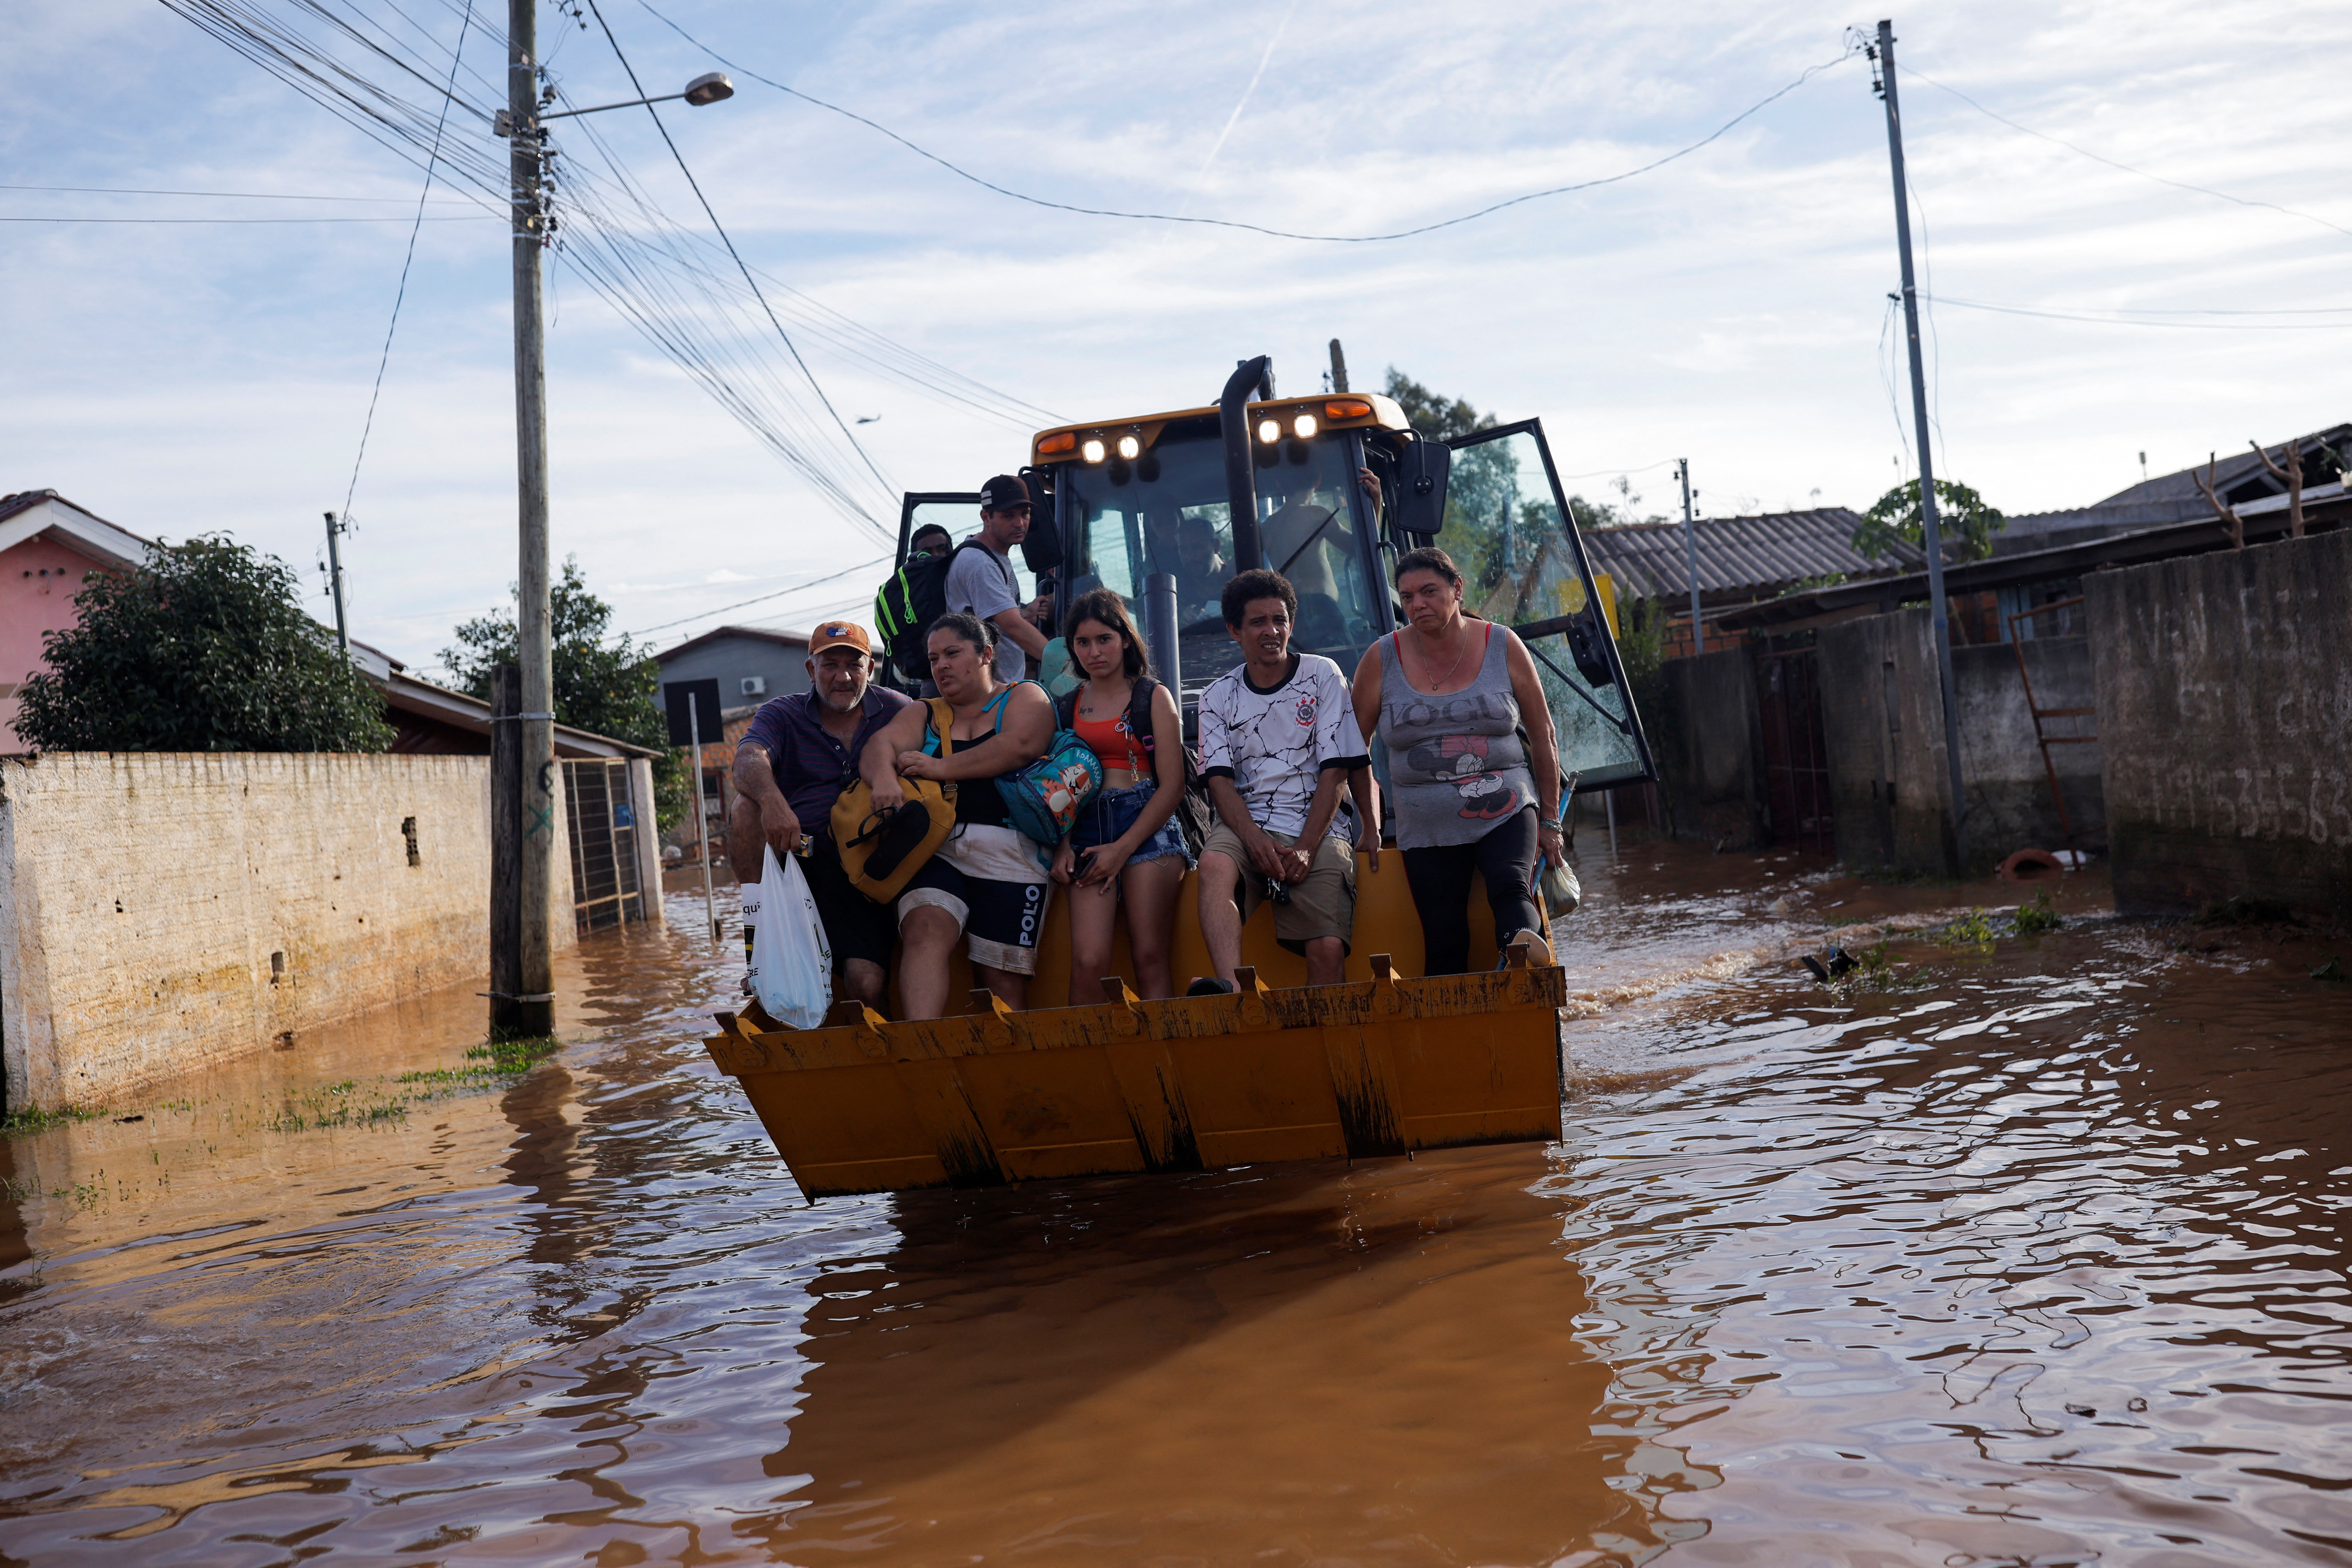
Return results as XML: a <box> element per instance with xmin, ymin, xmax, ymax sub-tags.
<box><xmin>1063</xmin><ymin>428</ymin><xmax>1383</xmax><ymax>695</ymax></box>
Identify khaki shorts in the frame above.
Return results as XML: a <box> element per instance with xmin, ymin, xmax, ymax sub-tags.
<box><xmin>1201</xmin><ymin>820</ymin><xmax>1357</xmax><ymax>955</ymax></box>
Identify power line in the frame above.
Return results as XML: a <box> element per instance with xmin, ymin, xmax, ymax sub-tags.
<box><xmin>1897</xmin><ymin>62</ymin><xmax>2352</xmax><ymax>244</ymax></box>
<box><xmin>1926</xmin><ymin>293</ymin><xmax>2352</xmax><ymax>330</ymax></box>
<box><xmin>152</xmin><ymin>0</ymin><xmax>1016</xmax><ymax>544</ymax></box>
<box><xmin>633</xmin><ymin>0</ymin><xmax>1861</xmax><ymax>244</ymax></box>
<box><xmin>580</xmin><ymin>0</ymin><xmax>895</xmax><ymax>513</ymax></box>
<box><xmin>0</xmin><ymin>182</ymin><xmax>479</xmax><ymax>202</ymax></box>
<box><xmin>626</xmin><ymin>553</ymin><xmax>890</xmax><ymax>639</ymax></box>
<box><xmin>0</xmin><ymin>213</ymin><xmax>493</xmax><ymax>223</ymax></box>
<box><xmin>1554</xmin><ymin>458</ymin><xmax>1679</xmax><ymax>482</ymax></box>
<box><xmin>343</xmin><ymin>0</ymin><xmax>476</xmax><ymax>526</ymax></box>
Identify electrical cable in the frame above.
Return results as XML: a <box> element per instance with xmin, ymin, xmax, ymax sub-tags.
<box><xmin>342</xmin><ymin>0</ymin><xmax>474</xmax><ymax>528</ymax></box>
<box><xmin>1877</xmin><ymin>293</ymin><xmax>1913</xmax><ymax>474</ymax></box>
<box><xmin>0</xmin><ymin>213</ymin><xmax>491</xmax><ymax>222</ymax></box>
<box><xmin>625</xmin><ymin>553</ymin><xmax>891</xmax><ymax>639</ymax></box>
<box><xmin>153</xmin><ymin>0</ymin><xmax>1049</xmax><ymax>546</ymax></box>
<box><xmin>1904</xmin><ymin>169</ymin><xmax>1951</xmax><ymax>485</ymax></box>
<box><xmin>1896</xmin><ymin>62</ymin><xmax>2352</xmax><ymax>244</ymax></box>
<box><xmin>1553</xmin><ymin>458</ymin><xmax>1679</xmax><ymax>482</ymax></box>
<box><xmin>579</xmin><ymin>0</ymin><xmax>895</xmax><ymax>514</ymax></box>
<box><xmin>0</xmin><ymin>182</ymin><xmax>478</xmax><ymax>202</ymax></box>
<box><xmin>1924</xmin><ymin>294</ymin><xmax>2352</xmax><ymax>331</ymax></box>
<box><xmin>632</xmin><ymin>0</ymin><xmax>1861</xmax><ymax>244</ymax></box>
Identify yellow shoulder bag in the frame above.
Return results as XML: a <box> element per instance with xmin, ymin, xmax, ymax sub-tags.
<box><xmin>830</xmin><ymin>697</ymin><xmax>957</xmax><ymax>901</ymax></box>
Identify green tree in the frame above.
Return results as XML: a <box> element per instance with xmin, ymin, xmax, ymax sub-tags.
<box><xmin>15</xmin><ymin>534</ymin><xmax>393</xmax><ymax>753</ymax></box>
<box><xmin>1853</xmin><ymin>478</ymin><xmax>2006</xmax><ymax>563</ymax></box>
<box><xmin>439</xmin><ymin>558</ymin><xmax>685</xmax><ymax>827</ymax></box>
<box><xmin>1382</xmin><ymin>368</ymin><xmax>1490</xmax><ymax>441</ymax></box>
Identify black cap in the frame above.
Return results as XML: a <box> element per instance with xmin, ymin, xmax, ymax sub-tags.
<box><xmin>979</xmin><ymin>474</ymin><xmax>1031</xmax><ymax>513</ymax></box>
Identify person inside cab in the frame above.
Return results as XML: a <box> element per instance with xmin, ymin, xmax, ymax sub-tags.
<box><xmin>1192</xmin><ymin>569</ymin><xmax>1377</xmax><ymax>993</ymax></box>
<box><xmin>729</xmin><ymin>622</ymin><xmax>911</xmax><ymax>1012</ymax></box>
<box><xmin>1256</xmin><ymin>467</ymin><xmax>1380</xmax><ymax>651</ymax></box>
<box><xmin>859</xmin><ymin>614</ymin><xmax>1056</xmax><ymax>1017</ymax></box>
<box><xmin>1171</xmin><ymin>512</ymin><xmax>1227</xmax><ymax>624</ymax></box>
<box><xmin>1052</xmin><ymin>589</ymin><xmax>1191</xmax><ymax>1004</ymax></box>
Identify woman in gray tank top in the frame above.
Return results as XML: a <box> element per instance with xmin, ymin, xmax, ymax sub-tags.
<box><xmin>1349</xmin><ymin>546</ymin><xmax>1565</xmax><ymax>974</ymax></box>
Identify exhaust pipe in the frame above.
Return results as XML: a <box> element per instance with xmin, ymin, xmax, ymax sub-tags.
<box><xmin>1219</xmin><ymin>355</ymin><xmax>1273</xmax><ymax>572</ymax></box>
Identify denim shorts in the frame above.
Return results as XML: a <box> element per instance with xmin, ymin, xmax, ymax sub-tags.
<box><xmin>1068</xmin><ymin>783</ymin><xmax>1191</xmax><ymax>866</ymax></box>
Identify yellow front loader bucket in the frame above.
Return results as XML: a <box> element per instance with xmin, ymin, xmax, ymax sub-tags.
<box><xmin>703</xmin><ymin>950</ymin><xmax>1566</xmax><ymax>1199</ymax></box>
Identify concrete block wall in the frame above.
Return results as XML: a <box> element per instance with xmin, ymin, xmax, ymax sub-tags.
<box><xmin>1654</xmin><ymin>648</ymin><xmax>1768</xmax><ymax>849</ymax></box>
<box><xmin>1954</xmin><ymin>636</ymin><xmax>2104</xmax><ymax>857</ymax></box>
<box><xmin>2087</xmin><ymin>529</ymin><xmax>2352</xmax><ymax>921</ymax></box>
<box><xmin>0</xmin><ymin>752</ymin><xmax>574</xmax><ymax>1112</ymax></box>
<box><xmin>1818</xmin><ymin>609</ymin><xmax>2101</xmax><ymax>875</ymax></box>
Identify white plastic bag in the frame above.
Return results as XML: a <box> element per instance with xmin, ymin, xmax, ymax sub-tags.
<box><xmin>1540</xmin><ymin>856</ymin><xmax>1582</xmax><ymax>916</ymax></box>
<box><xmin>750</xmin><ymin>846</ymin><xmax>832</xmax><ymax>1030</ymax></box>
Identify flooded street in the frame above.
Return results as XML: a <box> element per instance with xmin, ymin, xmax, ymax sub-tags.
<box><xmin>3</xmin><ymin>840</ymin><xmax>2347</xmax><ymax>1566</ymax></box>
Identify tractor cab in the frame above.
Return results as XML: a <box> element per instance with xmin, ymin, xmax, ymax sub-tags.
<box><xmin>1008</xmin><ymin>357</ymin><xmax>1656</xmax><ymax>797</ymax></box>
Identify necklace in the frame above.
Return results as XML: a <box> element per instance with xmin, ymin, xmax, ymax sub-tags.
<box><xmin>1410</xmin><ymin>622</ymin><xmax>1474</xmax><ymax>690</ymax></box>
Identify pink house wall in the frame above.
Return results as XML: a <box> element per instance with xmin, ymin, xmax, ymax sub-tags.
<box><xmin>1</xmin><ymin>535</ymin><xmax>120</xmax><ymax>749</ymax></box>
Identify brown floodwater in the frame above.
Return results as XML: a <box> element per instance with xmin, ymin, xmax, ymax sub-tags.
<box><xmin>3</xmin><ymin>838</ymin><xmax>2347</xmax><ymax>1566</ymax></box>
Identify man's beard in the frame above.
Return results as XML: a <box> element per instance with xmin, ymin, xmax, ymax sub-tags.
<box><xmin>818</xmin><ymin>686</ymin><xmax>863</xmax><ymax>714</ymax></box>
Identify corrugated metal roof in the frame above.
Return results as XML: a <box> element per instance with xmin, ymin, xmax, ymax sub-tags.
<box><xmin>1582</xmin><ymin>508</ymin><xmax>1917</xmax><ymax>604</ymax></box>
<box><xmin>2094</xmin><ymin>422</ymin><xmax>2347</xmax><ymax>510</ymax></box>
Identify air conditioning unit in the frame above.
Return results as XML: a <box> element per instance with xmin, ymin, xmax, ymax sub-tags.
<box><xmin>739</xmin><ymin>676</ymin><xmax>767</xmax><ymax>697</ymax></box>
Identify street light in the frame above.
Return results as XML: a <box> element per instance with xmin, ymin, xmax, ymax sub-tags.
<box><xmin>489</xmin><ymin>19</ymin><xmax>734</xmax><ymax>1039</ymax></box>
<box><xmin>500</xmin><ymin>71</ymin><xmax>734</xmax><ymax>130</ymax></box>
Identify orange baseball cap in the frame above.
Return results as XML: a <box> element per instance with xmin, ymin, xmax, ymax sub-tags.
<box><xmin>808</xmin><ymin>620</ymin><xmax>872</xmax><ymax>656</ymax></box>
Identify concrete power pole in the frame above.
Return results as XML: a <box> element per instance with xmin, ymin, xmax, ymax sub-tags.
<box><xmin>322</xmin><ymin>511</ymin><xmax>350</xmax><ymax>656</ymax></box>
<box><xmin>1873</xmin><ymin>18</ymin><xmax>1970</xmax><ymax>872</ymax></box>
<box><xmin>1327</xmin><ymin>338</ymin><xmax>1350</xmax><ymax>395</ymax></box>
<box><xmin>1677</xmin><ymin>460</ymin><xmax>1700</xmax><ymax>656</ymax></box>
<box><xmin>496</xmin><ymin>0</ymin><xmax>556</xmax><ymax>1039</ymax></box>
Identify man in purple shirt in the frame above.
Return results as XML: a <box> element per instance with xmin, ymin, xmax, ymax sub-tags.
<box><xmin>729</xmin><ymin>620</ymin><xmax>910</xmax><ymax>1010</ymax></box>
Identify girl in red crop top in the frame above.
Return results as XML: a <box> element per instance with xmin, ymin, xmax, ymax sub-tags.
<box><xmin>1073</xmin><ymin>708</ymin><xmax>1152</xmax><ymax>779</ymax></box>
<box><xmin>1051</xmin><ymin>589</ymin><xmax>1191</xmax><ymax>1006</ymax></box>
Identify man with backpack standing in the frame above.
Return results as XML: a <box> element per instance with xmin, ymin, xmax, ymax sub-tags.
<box><xmin>948</xmin><ymin>475</ymin><xmax>1049</xmax><ymax>686</ymax></box>
<box><xmin>872</xmin><ymin>477</ymin><xmax>1050</xmax><ymax>693</ymax></box>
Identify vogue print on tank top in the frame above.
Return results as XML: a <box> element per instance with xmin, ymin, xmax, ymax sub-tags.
<box><xmin>1376</xmin><ymin>624</ymin><xmax>1539</xmax><ymax>850</ymax></box>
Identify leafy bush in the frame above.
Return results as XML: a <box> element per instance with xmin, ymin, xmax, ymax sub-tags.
<box><xmin>438</xmin><ymin>558</ymin><xmax>684</xmax><ymax>827</ymax></box>
<box><xmin>1939</xmin><ymin>909</ymin><xmax>1998</xmax><ymax>948</ymax></box>
<box><xmin>2013</xmin><ymin>890</ymin><xmax>2063</xmax><ymax>935</ymax></box>
<box><xmin>1853</xmin><ymin>478</ymin><xmax>2005</xmax><ymax>563</ymax></box>
<box><xmin>15</xmin><ymin>535</ymin><xmax>393</xmax><ymax>753</ymax></box>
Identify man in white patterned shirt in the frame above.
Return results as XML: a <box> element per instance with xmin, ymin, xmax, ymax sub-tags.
<box><xmin>1193</xmin><ymin>569</ymin><xmax>1378</xmax><ymax>992</ymax></box>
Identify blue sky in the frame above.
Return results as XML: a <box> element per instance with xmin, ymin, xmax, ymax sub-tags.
<box><xmin>6</xmin><ymin>1</ymin><xmax>2346</xmax><ymax>672</ymax></box>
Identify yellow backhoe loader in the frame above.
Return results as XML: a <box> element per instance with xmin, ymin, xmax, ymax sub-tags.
<box><xmin>706</xmin><ymin>354</ymin><xmax>1656</xmax><ymax>1198</ymax></box>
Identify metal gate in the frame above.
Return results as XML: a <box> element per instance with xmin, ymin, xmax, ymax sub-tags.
<box><xmin>562</xmin><ymin>759</ymin><xmax>647</xmax><ymax>931</ymax></box>
<box><xmin>1755</xmin><ymin>643</ymin><xmax>1834</xmax><ymax>856</ymax></box>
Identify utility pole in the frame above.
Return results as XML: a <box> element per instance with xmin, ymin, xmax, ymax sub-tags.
<box><xmin>1677</xmin><ymin>460</ymin><xmax>1701</xmax><ymax>656</ymax></box>
<box><xmin>1873</xmin><ymin>18</ymin><xmax>1969</xmax><ymax>872</ymax></box>
<box><xmin>322</xmin><ymin>511</ymin><xmax>350</xmax><ymax>656</ymax></box>
<box><xmin>497</xmin><ymin>0</ymin><xmax>556</xmax><ymax>1039</ymax></box>
<box><xmin>1327</xmin><ymin>338</ymin><xmax>1350</xmax><ymax>395</ymax></box>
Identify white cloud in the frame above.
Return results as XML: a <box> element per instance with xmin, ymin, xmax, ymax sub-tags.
<box><xmin>5</xmin><ymin>0</ymin><xmax>2348</xmax><ymax>659</ymax></box>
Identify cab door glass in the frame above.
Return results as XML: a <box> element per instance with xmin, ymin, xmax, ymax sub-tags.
<box><xmin>1440</xmin><ymin>421</ymin><xmax>1657</xmax><ymax>791</ymax></box>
